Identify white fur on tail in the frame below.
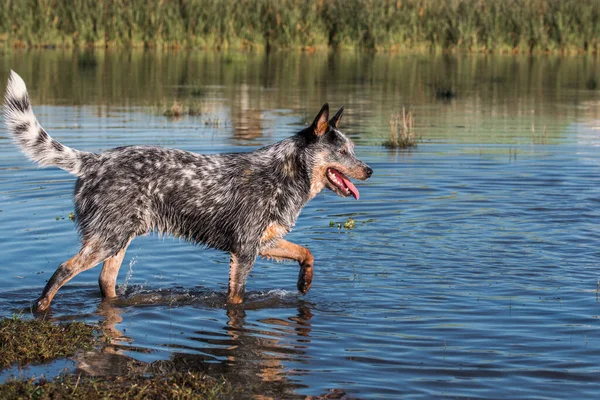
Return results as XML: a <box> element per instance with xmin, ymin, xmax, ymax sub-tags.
<box><xmin>4</xmin><ymin>70</ymin><xmax>86</xmax><ymax>175</ymax></box>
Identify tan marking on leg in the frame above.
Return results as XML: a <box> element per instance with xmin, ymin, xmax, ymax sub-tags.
<box><xmin>36</xmin><ymin>239</ymin><xmax>107</xmax><ymax>312</ymax></box>
<box><xmin>227</xmin><ymin>252</ymin><xmax>256</xmax><ymax>304</ymax></box>
<box><xmin>228</xmin><ymin>254</ymin><xmax>244</xmax><ymax>304</ymax></box>
<box><xmin>260</xmin><ymin>239</ymin><xmax>314</xmax><ymax>294</ymax></box>
<box><xmin>99</xmin><ymin>239</ymin><xmax>132</xmax><ymax>298</ymax></box>
<box><xmin>260</xmin><ymin>223</ymin><xmax>288</xmax><ymax>245</ymax></box>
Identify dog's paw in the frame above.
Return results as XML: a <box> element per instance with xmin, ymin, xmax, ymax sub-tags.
<box><xmin>297</xmin><ymin>263</ymin><xmax>313</xmax><ymax>294</ymax></box>
<box><xmin>34</xmin><ymin>297</ymin><xmax>50</xmax><ymax>313</ymax></box>
<box><xmin>227</xmin><ymin>292</ymin><xmax>245</xmax><ymax>305</ymax></box>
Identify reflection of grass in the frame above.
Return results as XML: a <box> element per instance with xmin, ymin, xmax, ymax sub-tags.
<box><xmin>190</xmin><ymin>87</ymin><xmax>205</xmax><ymax>97</ymax></box>
<box><xmin>203</xmin><ymin>117</ymin><xmax>222</xmax><ymax>127</ymax></box>
<box><xmin>0</xmin><ymin>316</ymin><xmax>97</xmax><ymax>369</ymax></box>
<box><xmin>531</xmin><ymin>122</ymin><xmax>549</xmax><ymax>144</ymax></box>
<box><xmin>77</xmin><ymin>51</ymin><xmax>98</xmax><ymax>69</ymax></box>
<box><xmin>434</xmin><ymin>83</ymin><xmax>457</xmax><ymax>101</ymax></box>
<box><xmin>383</xmin><ymin>108</ymin><xmax>418</xmax><ymax>149</ymax></box>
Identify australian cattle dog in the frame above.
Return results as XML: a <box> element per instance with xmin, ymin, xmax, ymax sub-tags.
<box><xmin>4</xmin><ymin>71</ymin><xmax>372</xmax><ymax>311</ymax></box>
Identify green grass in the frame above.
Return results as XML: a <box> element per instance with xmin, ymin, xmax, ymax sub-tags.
<box><xmin>0</xmin><ymin>372</ymin><xmax>237</xmax><ymax>400</ymax></box>
<box><xmin>0</xmin><ymin>316</ymin><xmax>238</xmax><ymax>399</ymax></box>
<box><xmin>0</xmin><ymin>0</ymin><xmax>598</xmax><ymax>53</ymax></box>
<box><xmin>0</xmin><ymin>316</ymin><xmax>98</xmax><ymax>369</ymax></box>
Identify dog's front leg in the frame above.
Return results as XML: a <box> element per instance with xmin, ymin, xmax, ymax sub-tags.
<box><xmin>260</xmin><ymin>239</ymin><xmax>314</xmax><ymax>295</ymax></box>
<box><xmin>227</xmin><ymin>252</ymin><xmax>256</xmax><ymax>304</ymax></box>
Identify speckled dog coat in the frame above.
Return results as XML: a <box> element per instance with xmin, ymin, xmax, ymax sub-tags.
<box><xmin>4</xmin><ymin>70</ymin><xmax>372</xmax><ymax>311</ymax></box>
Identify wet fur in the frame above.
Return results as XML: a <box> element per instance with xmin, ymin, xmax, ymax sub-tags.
<box><xmin>4</xmin><ymin>71</ymin><xmax>372</xmax><ymax>310</ymax></box>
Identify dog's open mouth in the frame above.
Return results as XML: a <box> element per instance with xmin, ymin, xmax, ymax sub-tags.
<box><xmin>326</xmin><ymin>168</ymin><xmax>359</xmax><ymax>200</ymax></box>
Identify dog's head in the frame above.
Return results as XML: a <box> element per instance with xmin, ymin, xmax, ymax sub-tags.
<box><xmin>305</xmin><ymin>104</ymin><xmax>372</xmax><ymax>200</ymax></box>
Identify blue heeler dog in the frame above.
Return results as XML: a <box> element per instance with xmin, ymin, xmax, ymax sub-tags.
<box><xmin>4</xmin><ymin>71</ymin><xmax>372</xmax><ymax>311</ymax></box>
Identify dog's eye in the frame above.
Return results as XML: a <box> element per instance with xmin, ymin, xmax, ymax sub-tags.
<box><xmin>339</xmin><ymin>149</ymin><xmax>347</xmax><ymax>156</ymax></box>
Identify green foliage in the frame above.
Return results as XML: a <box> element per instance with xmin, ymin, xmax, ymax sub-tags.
<box><xmin>0</xmin><ymin>316</ymin><xmax>98</xmax><ymax>369</ymax></box>
<box><xmin>0</xmin><ymin>372</ymin><xmax>237</xmax><ymax>399</ymax></box>
<box><xmin>0</xmin><ymin>0</ymin><xmax>598</xmax><ymax>52</ymax></box>
<box><xmin>0</xmin><ymin>316</ymin><xmax>238</xmax><ymax>399</ymax></box>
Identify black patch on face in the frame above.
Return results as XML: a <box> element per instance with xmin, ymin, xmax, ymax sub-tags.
<box><xmin>6</xmin><ymin>95</ymin><xmax>30</xmax><ymax>113</ymax></box>
<box><xmin>51</xmin><ymin>138</ymin><xmax>65</xmax><ymax>152</ymax></box>
<box><xmin>14</xmin><ymin>122</ymin><xmax>29</xmax><ymax>135</ymax></box>
<box><xmin>323</xmin><ymin>129</ymin><xmax>345</xmax><ymax>146</ymax></box>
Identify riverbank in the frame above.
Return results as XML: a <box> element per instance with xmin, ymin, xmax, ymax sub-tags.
<box><xmin>1</xmin><ymin>0</ymin><xmax>598</xmax><ymax>53</ymax></box>
<box><xmin>0</xmin><ymin>317</ymin><xmax>238</xmax><ymax>399</ymax></box>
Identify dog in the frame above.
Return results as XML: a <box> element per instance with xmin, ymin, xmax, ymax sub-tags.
<box><xmin>4</xmin><ymin>71</ymin><xmax>372</xmax><ymax>311</ymax></box>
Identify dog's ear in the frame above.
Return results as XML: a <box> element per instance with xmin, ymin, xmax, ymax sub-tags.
<box><xmin>312</xmin><ymin>103</ymin><xmax>329</xmax><ymax>136</ymax></box>
<box><xmin>329</xmin><ymin>106</ymin><xmax>344</xmax><ymax>129</ymax></box>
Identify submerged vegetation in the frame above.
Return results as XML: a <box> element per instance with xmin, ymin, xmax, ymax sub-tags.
<box><xmin>0</xmin><ymin>316</ymin><xmax>237</xmax><ymax>399</ymax></box>
<box><xmin>329</xmin><ymin>217</ymin><xmax>356</xmax><ymax>230</ymax></box>
<box><xmin>0</xmin><ymin>0</ymin><xmax>599</xmax><ymax>53</ymax></box>
<box><xmin>1</xmin><ymin>372</ymin><xmax>237</xmax><ymax>400</ymax></box>
<box><xmin>384</xmin><ymin>108</ymin><xmax>419</xmax><ymax>149</ymax></box>
<box><xmin>163</xmin><ymin>101</ymin><xmax>202</xmax><ymax>118</ymax></box>
<box><xmin>0</xmin><ymin>316</ymin><xmax>98</xmax><ymax>369</ymax></box>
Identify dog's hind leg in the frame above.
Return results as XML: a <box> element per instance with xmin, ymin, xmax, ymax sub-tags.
<box><xmin>35</xmin><ymin>239</ymin><xmax>109</xmax><ymax>312</ymax></box>
<box><xmin>98</xmin><ymin>239</ymin><xmax>132</xmax><ymax>298</ymax></box>
<box><xmin>227</xmin><ymin>252</ymin><xmax>256</xmax><ymax>304</ymax></box>
<box><xmin>260</xmin><ymin>239</ymin><xmax>314</xmax><ymax>295</ymax></box>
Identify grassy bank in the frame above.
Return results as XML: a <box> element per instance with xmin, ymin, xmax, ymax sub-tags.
<box><xmin>1</xmin><ymin>373</ymin><xmax>237</xmax><ymax>400</ymax></box>
<box><xmin>0</xmin><ymin>0</ymin><xmax>598</xmax><ymax>53</ymax></box>
<box><xmin>0</xmin><ymin>316</ymin><xmax>98</xmax><ymax>369</ymax></box>
<box><xmin>0</xmin><ymin>316</ymin><xmax>238</xmax><ymax>399</ymax></box>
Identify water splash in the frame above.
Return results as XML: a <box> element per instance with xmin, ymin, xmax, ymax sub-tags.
<box><xmin>247</xmin><ymin>288</ymin><xmax>295</xmax><ymax>300</ymax></box>
<box><xmin>119</xmin><ymin>256</ymin><xmax>138</xmax><ymax>294</ymax></box>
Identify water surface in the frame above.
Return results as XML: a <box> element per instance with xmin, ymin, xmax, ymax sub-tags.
<box><xmin>1</xmin><ymin>50</ymin><xmax>600</xmax><ymax>398</ymax></box>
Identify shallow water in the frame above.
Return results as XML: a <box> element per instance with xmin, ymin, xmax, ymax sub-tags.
<box><xmin>1</xmin><ymin>50</ymin><xmax>600</xmax><ymax>398</ymax></box>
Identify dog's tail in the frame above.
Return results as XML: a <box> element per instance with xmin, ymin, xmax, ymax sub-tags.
<box><xmin>4</xmin><ymin>70</ymin><xmax>92</xmax><ymax>176</ymax></box>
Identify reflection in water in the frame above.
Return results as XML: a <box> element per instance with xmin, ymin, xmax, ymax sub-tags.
<box><xmin>2</xmin><ymin>50</ymin><xmax>600</xmax><ymax>398</ymax></box>
<box><xmin>232</xmin><ymin>83</ymin><xmax>264</xmax><ymax>140</ymax></box>
<box><xmin>2</xmin><ymin>50</ymin><xmax>598</xmax><ymax>145</ymax></box>
<box><xmin>223</xmin><ymin>305</ymin><xmax>312</xmax><ymax>388</ymax></box>
<box><xmin>74</xmin><ymin>300</ymin><xmax>131</xmax><ymax>377</ymax></box>
<box><xmin>83</xmin><ymin>295</ymin><xmax>319</xmax><ymax>398</ymax></box>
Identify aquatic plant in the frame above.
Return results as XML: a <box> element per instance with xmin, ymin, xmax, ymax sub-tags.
<box><xmin>0</xmin><ymin>372</ymin><xmax>237</xmax><ymax>399</ymax></box>
<box><xmin>329</xmin><ymin>217</ymin><xmax>357</xmax><ymax>230</ymax></box>
<box><xmin>384</xmin><ymin>107</ymin><xmax>418</xmax><ymax>149</ymax></box>
<box><xmin>0</xmin><ymin>315</ymin><xmax>98</xmax><ymax>369</ymax></box>
<box><xmin>0</xmin><ymin>316</ymin><xmax>239</xmax><ymax>398</ymax></box>
<box><xmin>343</xmin><ymin>217</ymin><xmax>356</xmax><ymax>230</ymax></box>
<box><xmin>163</xmin><ymin>101</ymin><xmax>202</xmax><ymax>118</ymax></box>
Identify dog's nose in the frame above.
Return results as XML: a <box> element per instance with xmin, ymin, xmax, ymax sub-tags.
<box><xmin>365</xmin><ymin>166</ymin><xmax>373</xmax><ymax>178</ymax></box>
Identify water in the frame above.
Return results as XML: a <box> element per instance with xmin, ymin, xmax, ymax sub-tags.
<box><xmin>1</xmin><ymin>50</ymin><xmax>600</xmax><ymax>398</ymax></box>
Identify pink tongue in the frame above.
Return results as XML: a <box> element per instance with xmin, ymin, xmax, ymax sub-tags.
<box><xmin>340</xmin><ymin>175</ymin><xmax>360</xmax><ymax>200</ymax></box>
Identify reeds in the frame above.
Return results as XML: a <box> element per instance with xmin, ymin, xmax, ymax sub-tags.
<box><xmin>0</xmin><ymin>0</ymin><xmax>598</xmax><ymax>53</ymax></box>
<box><xmin>163</xmin><ymin>101</ymin><xmax>202</xmax><ymax>118</ymax></box>
<box><xmin>384</xmin><ymin>108</ymin><xmax>418</xmax><ymax>149</ymax></box>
